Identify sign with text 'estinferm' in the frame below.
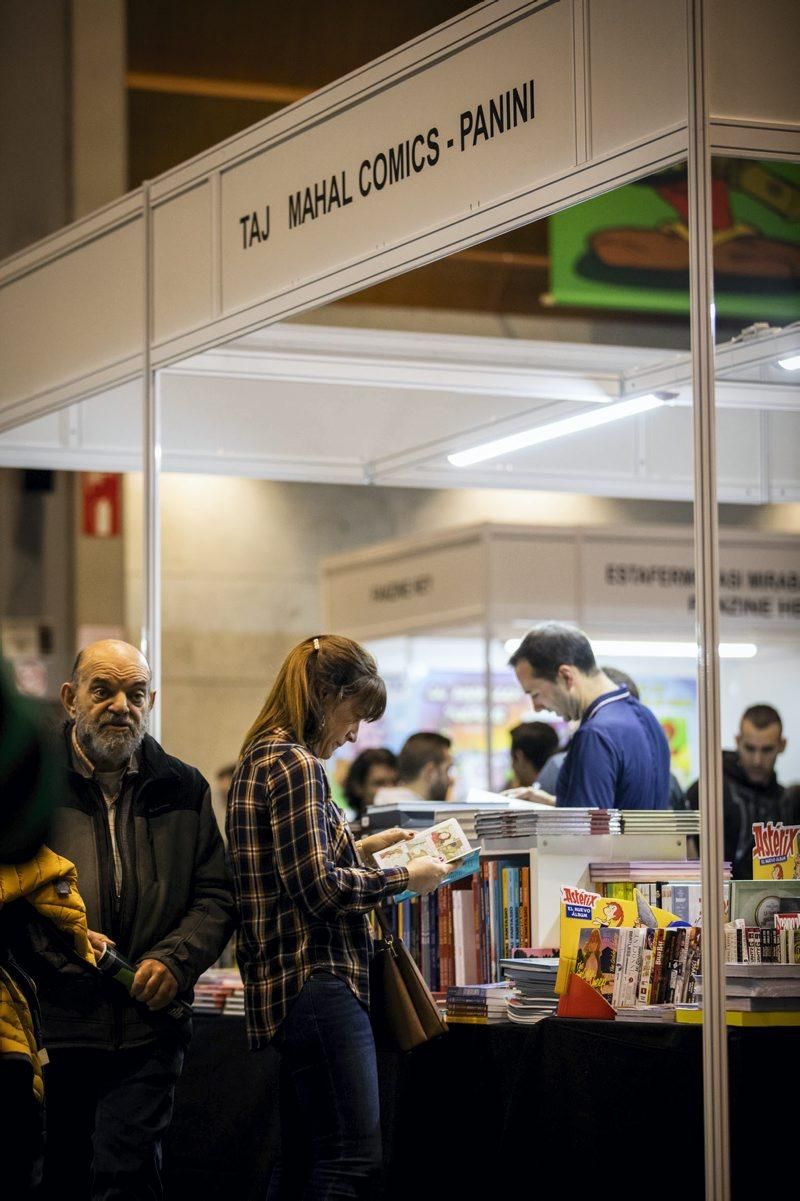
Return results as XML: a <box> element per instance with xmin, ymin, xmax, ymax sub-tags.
<box><xmin>220</xmin><ymin>2</ymin><xmax>574</xmax><ymax>313</ymax></box>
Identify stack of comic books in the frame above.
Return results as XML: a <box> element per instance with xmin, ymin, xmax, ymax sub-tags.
<box><xmin>694</xmin><ymin>962</ymin><xmax>800</xmax><ymax>1013</ymax></box>
<box><xmin>500</xmin><ymin>956</ymin><xmax>559</xmax><ymax>1024</ymax></box>
<box><xmin>192</xmin><ymin>968</ymin><xmax>244</xmax><ymax>1014</ymax></box>
<box><xmin>445</xmin><ymin>982</ymin><xmax>514</xmax><ymax>1025</ymax></box>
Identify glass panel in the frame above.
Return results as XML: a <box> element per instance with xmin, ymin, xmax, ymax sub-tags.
<box><xmin>712</xmin><ymin>154</ymin><xmax>800</xmax><ymax>893</ymax></box>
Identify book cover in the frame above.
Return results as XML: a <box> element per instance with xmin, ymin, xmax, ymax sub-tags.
<box><xmin>621</xmin><ymin>927</ymin><xmax>648</xmax><ymax>1008</ymax></box>
<box><xmin>373</xmin><ymin>816</ymin><xmax>473</xmax><ymax>870</ymax></box>
<box><xmin>751</xmin><ymin>821</ymin><xmax>800</xmax><ymax>879</ymax></box>
<box><xmin>730</xmin><ymin>880</ymin><xmax>800</xmax><ymax>929</ymax></box>
<box><xmin>637</xmin><ymin>927</ymin><xmax>657</xmax><ymax>1005</ymax></box>
<box><xmin>573</xmin><ymin>925</ymin><xmax>619</xmax><ymax>1001</ymax></box>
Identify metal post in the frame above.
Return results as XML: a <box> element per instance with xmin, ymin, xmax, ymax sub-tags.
<box><xmin>687</xmin><ymin>4</ymin><xmax>730</xmax><ymax>1199</ymax></box>
<box><xmin>482</xmin><ymin>530</ymin><xmax>494</xmax><ymax>790</ymax></box>
<box><xmin>142</xmin><ymin>181</ymin><xmax>162</xmax><ymax>738</ymax></box>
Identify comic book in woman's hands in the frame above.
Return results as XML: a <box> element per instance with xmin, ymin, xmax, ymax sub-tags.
<box><xmin>373</xmin><ymin>817</ymin><xmax>479</xmax><ymax>901</ymax></box>
<box><xmin>372</xmin><ymin>817</ymin><xmax>472</xmax><ymax>870</ymax></box>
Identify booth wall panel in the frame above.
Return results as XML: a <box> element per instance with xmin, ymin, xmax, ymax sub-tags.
<box><xmin>77</xmin><ymin>382</ymin><xmax>143</xmax><ymax>455</ymax></box>
<box><xmin>768</xmin><ymin>411</ymin><xmax>800</xmax><ymax>501</ymax></box>
<box><xmin>586</xmin><ymin>0</ymin><xmax>687</xmax><ymax>160</ymax></box>
<box><xmin>488</xmin><ymin>535</ymin><xmax>578</xmax><ymax>619</ymax></box>
<box><xmin>0</xmin><ymin>411</ymin><xmax>64</xmax><ymax>449</ymax></box>
<box><xmin>325</xmin><ymin>539</ymin><xmax>484</xmax><ymax>634</ymax></box>
<box><xmin>714</xmin><ymin>409</ymin><xmax>763</xmax><ymax>500</ymax></box>
<box><xmin>709</xmin><ymin>0</ymin><xmax>800</xmax><ymax>126</ymax></box>
<box><xmin>153</xmin><ymin>183</ymin><xmax>214</xmax><ymax>344</ymax></box>
<box><xmin>0</xmin><ymin>219</ymin><xmax>143</xmax><ymax>409</ymax></box>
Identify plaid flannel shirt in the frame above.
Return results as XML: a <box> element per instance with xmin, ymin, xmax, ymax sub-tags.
<box><xmin>227</xmin><ymin>730</ymin><xmax>409</xmax><ymax>1047</ymax></box>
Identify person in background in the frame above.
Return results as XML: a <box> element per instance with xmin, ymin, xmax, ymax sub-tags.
<box><xmin>509</xmin><ymin>624</ymin><xmax>670</xmax><ymax>810</ymax></box>
<box><xmin>372</xmin><ymin>730</ymin><xmax>454</xmax><ymax>804</ymax></box>
<box><xmin>686</xmin><ymin>704</ymin><xmax>791</xmax><ymax>878</ymax></box>
<box><xmin>535</xmin><ymin>668</ymin><xmax>656</xmax><ymax>798</ymax></box>
<box><xmin>38</xmin><ymin>639</ymin><xmax>235</xmax><ymax>1200</ymax></box>
<box><xmin>342</xmin><ymin>746</ymin><xmax>398</xmax><ymax>830</ymax></box>
<box><xmin>212</xmin><ymin>762</ymin><xmax>236</xmax><ymax>846</ymax></box>
<box><xmin>508</xmin><ymin>721</ymin><xmax>559</xmax><ymax>788</ymax></box>
<box><xmin>227</xmin><ymin>634</ymin><xmax>449</xmax><ymax>1197</ymax></box>
<box><xmin>603</xmin><ymin>666</ymin><xmax>686</xmax><ymax>810</ymax></box>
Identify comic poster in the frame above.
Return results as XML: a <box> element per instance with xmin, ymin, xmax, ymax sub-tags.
<box><xmin>550</xmin><ymin>159</ymin><xmax>800</xmax><ymax>321</ymax></box>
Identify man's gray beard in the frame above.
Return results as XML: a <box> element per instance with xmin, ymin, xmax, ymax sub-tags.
<box><xmin>74</xmin><ymin>712</ymin><xmax>146</xmax><ymax>770</ymax></box>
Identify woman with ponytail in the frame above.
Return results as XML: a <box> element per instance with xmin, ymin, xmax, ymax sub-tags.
<box><xmin>227</xmin><ymin>635</ymin><xmax>448</xmax><ymax>1199</ymax></box>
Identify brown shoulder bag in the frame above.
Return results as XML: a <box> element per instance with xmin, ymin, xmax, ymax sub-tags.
<box><xmin>369</xmin><ymin>906</ymin><xmax>448</xmax><ymax>1053</ymax></box>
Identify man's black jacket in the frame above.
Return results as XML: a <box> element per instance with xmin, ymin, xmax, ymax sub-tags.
<box><xmin>686</xmin><ymin>749</ymin><xmax>794</xmax><ymax>879</ymax></box>
<box><xmin>28</xmin><ymin>726</ymin><xmax>236</xmax><ymax>1050</ymax></box>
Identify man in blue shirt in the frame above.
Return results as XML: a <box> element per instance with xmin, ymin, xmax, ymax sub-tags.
<box><xmin>509</xmin><ymin>623</ymin><xmax>670</xmax><ymax>810</ymax></box>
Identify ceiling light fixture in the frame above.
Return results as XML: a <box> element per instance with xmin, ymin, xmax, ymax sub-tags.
<box><xmin>448</xmin><ymin>393</ymin><xmax>666</xmax><ymax>468</ymax></box>
<box><xmin>778</xmin><ymin>354</ymin><xmax>800</xmax><ymax>371</ymax></box>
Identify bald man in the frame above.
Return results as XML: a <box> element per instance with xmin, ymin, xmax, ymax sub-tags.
<box><xmin>38</xmin><ymin>640</ymin><xmax>235</xmax><ymax>1200</ymax></box>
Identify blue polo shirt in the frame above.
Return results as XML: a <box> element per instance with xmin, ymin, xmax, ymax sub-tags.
<box><xmin>555</xmin><ymin>687</ymin><xmax>670</xmax><ymax>810</ymax></box>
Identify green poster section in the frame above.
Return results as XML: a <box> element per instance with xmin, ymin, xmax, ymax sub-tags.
<box><xmin>549</xmin><ymin>160</ymin><xmax>800</xmax><ymax>321</ymax></box>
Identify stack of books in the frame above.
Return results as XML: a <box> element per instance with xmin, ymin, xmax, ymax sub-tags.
<box><xmin>192</xmin><ymin>968</ymin><xmax>244</xmax><ymax>1014</ymax></box>
<box><xmin>476</xmin><ymin>807</ymin><xmax>622</xmax><ymax>845</ymax></box>
<box><xmin>619</xmin><ymin>810</ymin><xmax>700</xmax><ymax>835</ymax></box>
<box><xmin>696</xmin><ymin>962</ymin><xmax>800</xmax><ymax>1017</ymax></box>
<box><xmin>500</xmin><ymin>956</ymin><xmax>559</xmax><ymax>1024</ymax></box>
<box><xmin>677</xmin><ymin>962</ymin><xmax>800</xmax><ymax>1026</ymax></box>
<box><xmin>445</xmin><ymin>982</ymin><xmax>514</xmax><ymax>1025</ymax></box>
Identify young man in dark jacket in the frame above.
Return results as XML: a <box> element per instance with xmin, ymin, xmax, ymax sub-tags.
<box><xmin>36</xmin><ymin>639</ymin><xmax>236</xmax><ymax>1200</ymax></box>
<box><xmin>686</xmin><ymin>704</ymin><xmax>789</xmax><ymax>878</ymax></box>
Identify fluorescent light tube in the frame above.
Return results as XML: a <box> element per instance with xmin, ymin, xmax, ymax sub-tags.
<box><xmin>778</xmin><ymin>354</ymin><xmax>800</xmax><ymax>371</ymax></box>
<box><xmin>448</xmin><ymin>393</ymin><xmax>664</xmax><ymax>467</ymax></box>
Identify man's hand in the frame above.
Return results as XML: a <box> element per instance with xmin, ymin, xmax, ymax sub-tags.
<box><xmin>87</xmin><ymin>930</ymin><xmax>115</xmax><ymax>955</ymax></box>
<box><xmin>131</xmin><ymin>959</ymin><xmax>179</xmax><ymax>1011</ymax></box>
<box><xmin>360</xmin><ymin>828</ymin><xmax>415</xmax><ymax>858</ymax></box>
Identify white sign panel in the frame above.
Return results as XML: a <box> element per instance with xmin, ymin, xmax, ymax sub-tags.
<box><xmin>583</xmin><ymin>536</ymin><xmax>800</xmax><ymax>633</ymax></box>
<box><xmin>220</xmin><ymin>2</ymin><xmax>575</xmax><ymax>315</ymax></box>
<box><xmin>325</xmin><ymin>539</ymin><xmax>486</xmax><ymax>636</ymax></box>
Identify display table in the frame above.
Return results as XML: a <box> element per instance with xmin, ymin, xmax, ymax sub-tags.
<box><xmin>164</xmin><ymin>1014</ymin><xmax>791</xmax><ymax>1200</ymax></box>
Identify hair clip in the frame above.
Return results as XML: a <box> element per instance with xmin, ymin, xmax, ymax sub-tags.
<box><xmin>313</xmin><ymin>637</ymin><xmax>320</xmax><ymax>651</ymax></box>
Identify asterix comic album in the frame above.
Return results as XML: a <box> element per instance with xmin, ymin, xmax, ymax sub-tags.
<box><xmin>373</xmin><ymin>817</ymin><xmax>479</xmax><ymax>902</ymax></box>
<box><xmin>572</xmin><ymin>925</ymin><xmax>620</xmax><ymax>1001</ymax></box>
<box><xmin>555</xmin><ymin>886</ymin><xmax>680</xmax><ymax>994</ymax></box>
<box><xmin>752</xmin><ymin>821</ymin><xmax>800</xmax><ymax>880</ymax></box>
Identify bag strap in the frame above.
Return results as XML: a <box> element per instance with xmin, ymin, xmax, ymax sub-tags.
<box><xmin>373</xmin><ymin>905</ymin><xmax>393</xmax><ymax>940</ymax></box>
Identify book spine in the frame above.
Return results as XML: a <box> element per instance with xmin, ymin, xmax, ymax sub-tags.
<box><xmin>520</xmin><ymin>866</ymin><xmax>531</xmax><ymax>948</ymax></box>
<box><xmin>612</xmin><ymin>927</ymin><xmax>631</xmax><ymax>1007</ymax></box>
<box><xmin>637</xmin><ymin>928</ymin><xmax>656</xmax><ymax>1005</ymax></box>
<box><xmin>649</xmin><ymin>928</ymin><xmax>666</xmax><ymax>1005</ymax></box>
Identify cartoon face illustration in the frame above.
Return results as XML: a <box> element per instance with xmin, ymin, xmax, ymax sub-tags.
<box><xmin>601</xmin><ymin>901</ymin><xmax>625</xmax><ymax>927</ymax></box>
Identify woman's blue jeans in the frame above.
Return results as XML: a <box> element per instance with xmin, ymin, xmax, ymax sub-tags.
<box><xmin>266</xmin><ymin>971</ymin><xmax>383</xmax><ymax>1200</ymax></box>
